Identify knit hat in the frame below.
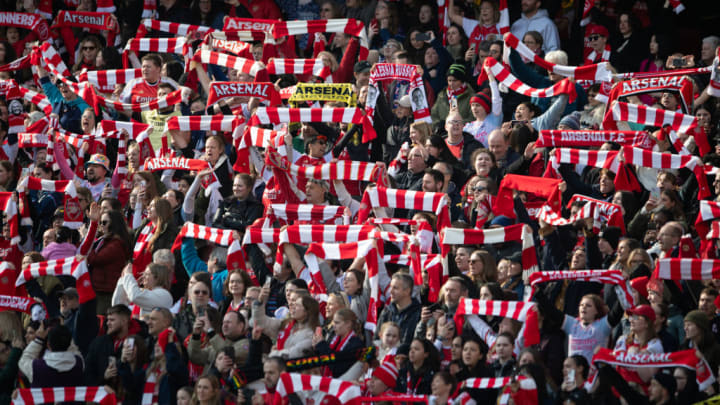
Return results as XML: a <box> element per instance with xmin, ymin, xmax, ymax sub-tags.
<box><xmin>558</xmin><ymin>113</ymin><xmax>581</xmax><ymax>130</ymax></box>
<box><xmin>372</xmin><ymin>361</ymin><xmax>399</xmax><ymax>389</ymax></box>
<box><xmin>599</xmin><ymin>227</ymin><xmax>622</xmax><ymax>251</ymax></box>
<box><xmin>447</xmin><ymin>64</ymin><xmax>466</xmax><ymax>82</ymax></box>
<box><xmin>470</xmin><ymin>92</ymin><xmax>491</xmax><ymax>114</ymax></box>
<box><xmin>647</xmin><ymin>278</ymin><xmax>664</xmax><ymax>297</ymax></box>
<box><xmin>630</xmin><ymin>276</ymin><xmax>649</xmax><ymax>299</ymax></box>
<box><xmin>652</xmin><ymin>372</ymin><xmax>676</xmax><ymax>396</ymax></box>
<box><xmin>684</xmin><ymin>310</ymin><xmax>710</xmax><ymax>332</ymax></box>
<box><xmin>157</xmin><ymin>328</ymin><xmax>175</xmax><ymax>352</ymax></box>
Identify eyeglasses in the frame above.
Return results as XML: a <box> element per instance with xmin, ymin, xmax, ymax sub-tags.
<box><xmin>588</xmin><ymin>35</ymin><xmax>601</xmax><ymax>41</ymax></box>
<box><xmin>473</xmin><ymin>186</ymin><xmax>486</xmax><ymax>192</ymax></box>
<box><xmin>194</xmin><ymin>290</ymin><xmax>209</xmax><ymax>295</ymax></box>
<box><xmin>82</xmin><ymin>46</ymin><xmax>96</xmax><ymax>51</ymax></box>
<box><xmin>447</xmin><ymin>120</ymin><xmax>463</xmax><ymax>126</ymax></box>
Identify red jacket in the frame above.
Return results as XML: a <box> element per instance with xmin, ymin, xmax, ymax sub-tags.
<box><xmin>87</xmin><ymin>237</ymin><xmax>130</xmax><ymax>293</ymax></box>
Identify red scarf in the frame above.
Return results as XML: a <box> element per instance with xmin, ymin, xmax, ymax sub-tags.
<box><xmin>584</xmin><ymin>44</ymin><xmax>611</xmax><ymax>65</ymax></box>
<box><xmin>276</xmin><ymin>320</ymin><xmax>295</xmax><ymax>350</ymax></box>
<box><xmin>132</xmin><ymin>222</ymin><xmax>156</xmax><ymax>277</ymax></box>
<box><xmin>446</xmin><ymin>83</ymin><xmax>467</xmax><ymax>103</ymax></box>
<box><xmin>142</xmin><ymin>367</ymin><xmax>162</xmax><ymax>405</ymax></box>
<box><xmin>323</xmin><ymin>330</ymin><xmax>356</xmax><ymax>376</ymax></box>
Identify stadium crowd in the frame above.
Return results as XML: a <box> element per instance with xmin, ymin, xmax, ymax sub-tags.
<box><xmin>2</xmin><ymin>0</ymin><xmax>720</xmax><ymax>404</ymax></box>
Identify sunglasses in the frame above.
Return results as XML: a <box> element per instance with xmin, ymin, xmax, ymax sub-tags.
<box><xmin>82</xmin><ymin>46</ymin><xmax>96</xmax><ymax>51</ymax></box>
<box><xmin>194</xmin><ymin>290</ymin><xmax>209</xmax><ymax>295</ymax></box>
<box><xmin>100</xmin><ymin>220</ymin><xmax>110</xmax><ymax>226</ymax></box>
<box><xmin>588</xmin><ymin>35</ymin><xmax>602</xmax><ymax>41</ymax></box>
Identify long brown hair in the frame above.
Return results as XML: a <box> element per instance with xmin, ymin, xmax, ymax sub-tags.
<box><xmin>147</xmin><ymin>197</ymin><xmax>172</xmax><ymax>252</ymax></box>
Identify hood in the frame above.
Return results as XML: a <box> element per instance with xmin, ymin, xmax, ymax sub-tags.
<box><xmin>42</xmin><ymin>243</ymin><xmax>78</xmax><ymax>261</ymax></box>
<box><xmin>524</xmin><ymin>8</ymin><xmax>549</xmax><ymax>21</ymax></box>
<box><xmin>43</xmin><ymin>351</ymin><xmax>81</xmax><ymax>372</ymax></box>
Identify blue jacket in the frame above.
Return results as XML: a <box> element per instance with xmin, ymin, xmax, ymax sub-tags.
<box><xmin>181</xmin><ymin>239</ymin><xmax>227</xmax><ymax>303</ymax></box>
<box><xmin>39</xmin><ymin>76</ymin><xmax>89</xmax><ymax>134</ymax></box>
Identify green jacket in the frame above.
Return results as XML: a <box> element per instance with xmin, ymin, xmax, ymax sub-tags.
<box><xmin>431</xmin><ymin>84</ymin><xmax>474</xmax><ymax>125</ymax></box>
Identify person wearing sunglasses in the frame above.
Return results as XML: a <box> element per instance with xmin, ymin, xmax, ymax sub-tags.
<box><xmin>88</xmin><ymin>206</ymin><xmax>133</xmax><ymax>315</ymax></box>
<box><xmin>583</xmin><ymin>24</ymin><xmax>611</xmax><ymax>65</ymax></box>
<box><xmin>71</xmin><ymin>35</ymin><xmax>102</xmax><ymax>73</ymax></box>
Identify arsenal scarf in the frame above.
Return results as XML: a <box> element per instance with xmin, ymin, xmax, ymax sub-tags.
<box><xmin>604</xmin><ymin>75</ymin><xmax>693</xmax><ymax>115</ymax></box>
<box><xmin>207</xmin><ymin>82</ymin><xmax>281</xmax><ymax>108</ymax></box>
<box><xmin>622</xmin><ymin>146</ymin><xmax>710</xmax><ymax>199</ymax></box>
<box><xmin>0</xmin><ymin>294</ymin><xmax>35</xmax><ymax>314</ymax></box>
<box><xmin>16</xmin><ymin>176</ymin><xmax>82</xmax><ymax>229</ymax></box>
<box><xmin>0</xmin><ymin>192</ymin><xmax>21</xmax><ymax>245</ymax></box>
<box><xmin>80</xmin><ymin>84</ymin><xmax>184</xmax><ymax>114</ymax></box>
<box><xmin>0</xmin><ymin>12</ymin><xmax>50</xmax><ymax>41</ymax></box>
<box><xmin>170</xmin><ymin>222</ymin><xmax>249</xmax><ymax>276</ymax></box>
<box><xmin>653</xmin><ymin>258</ymin><xmax>720</xmax><ymax>281</ymax></box>
<box><xmin>193</xmin><ymin>49</ymin><xmax>264</xmax><ymax>77</ymax></box>
<box><xmin>274</xmin><ymin>373</ymin><xmax>362</xmax><ymax>405</ymax></box>
<box><xmin>138</xmin><ymin>19</ymin><xmax>214</xmax><ymax>40</ymax></box>
<box><xmin>502</xmin><ymin>33</ymin><xmax>612</xmax><ymax>82</ymax></box>
<box><xmin>223</xmin><ymin>17</ymin><xmax>275</xmax><ymax>40</ymax></box>
<box><xmin>133</xmin><ymin>222</ymin><xmax>156</xmax><ymax>276</ymax></box>
<box><xmin>442</xmin><ymin>224</ymin><xmax>539</xmax><ymax>282</ymax></box>
<box><xmin>266</xmin><ymin>58</ymin><xmax>332</xmax><ymax>80</ymax></box>
<box><xmin>18</xmin><ymin>133</ymin><xmax>48</xmax><ymax>148</ymax></box>
<box><xmin>13</xmin><ymin>387</ymin><xmax>117</xmax><ymax>405</ymax></box>
<box><xmin>492</xmin><ymin>174</ymin><xmax>562</xmax><ymax>220</ymax></box>
<box><xmin>583</xmin><ymin>44</ymin><xmax>611</xmax><ymax>65</ymax></box>
<box><xmin>17</xmin><ymin>257</ymin><xmax>95</xmax><ymax>303</ymax></box>
<box><xmin>203</xmin><ymin>32</ymin><xmax>253</xmax><ymax>58</ymax></box>
<box><xmin>249</xmin><ymin>107</ymin><xmax>377</xmax><ymax>142</ymax></box>
<box><xmin>271</xmin><ymin>19</ymin><xmax>370</xmax><ymax>60</ymax></box>
<box><xmin>268</xmin><ymin>204</ymin><xmax>345</xmax><ymax>225</ymax></box>
<box><xmin>483</xmin><ymin>57</ymin><xmax>577</xmax><ymax>103</ymax></box>
<box><xmin>366</xmin><ymin>63</ymin><xmax>431</xmax><ymax>124</ymax></box>
<box><xmin>77</xmin><ymin>68</ymin><xmax>142</xmax><ymax>93</ymax></box>
<box><xmin>529</xmin><ymin>270</ymin><xmax>634</xmax><ymax>309</ymax></box>
<box><xmin>592</xmin><ymin>348</ymin><xmax>714</xmax><ymax>391</ymax></box>
<box><xmin>52</xmin><ymin>11</ymin><xmax>119</xmax><ymax>46</ymax></box>
<box><xmin>536</xmin><ymin>129</ymin><xmax>653</xmax><ymax>148</ymax></box>
<box><xmin>454</xmin><ymin>298</ymin><xmax>540</xmax><ymax>347</ymax></box>
<box><xmin>142</xmin><ymin>156</ymin><xmax>219</xmax><ymax>196</ymax></box>
<box><xmin>0</xmin><ymin>55</ymin><xmax>30</xmax><ymax>72</ymax></box>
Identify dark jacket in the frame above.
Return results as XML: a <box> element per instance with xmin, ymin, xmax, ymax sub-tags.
<box><xmin>0</xmin><ymin>347</ymin><xmax>21</xmax><ymax>405</ymax></box>
<box><xmin>85</xmin><ymin>321</ymin><xmax>148</xmax><ymax>386</ymax></box>
<box><xmin>133</xmin><ymin>220</ymin><xmax>179</xmax><ymax>254</ymax></box>
<box><xmin>383</xmin><ymin>115</ymin><xmax>413</xmax><ymax>165</ymax></box>
<box><xmin>117</xmin><ymin>342</ymin><xmax>188</xmax><ymax>405</ymax></box>
<box><xmin>394</xmin><ymin>169</ymin><xmax>424</xmax><ymax>191</ymax></box>
<box><xmin>376</xmin><ymin>298</ymin><xmax>423</xmax><ymax>346</ymax></box>
<box><xmin>396</xmin><ymin>365</ymin><xmax>434</xmax><ymax>395</ymax></box>
<box><xmin>88</xmin><ymin>237</ymin><xmax>131</xmax><ymax>293</ymax></box>
<box><xmin>211</xmin><ymin>196</ymin><xmax>264</xmax><ymax>232</ymax></box>
<box><xmin>62</xmin><ymin>299</ymin><xmax>99</xmax><ymax>356</ymax></box>
<box><xmin>314</xmin><ymin>334</ymin><xmax>365</xmax><ymax>377</ymax></box>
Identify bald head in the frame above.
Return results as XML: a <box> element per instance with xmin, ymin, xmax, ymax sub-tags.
<box><xmin>488</xmin><ymin>129</ymin><xmax>509</xmax><ymax>161</ymax></box>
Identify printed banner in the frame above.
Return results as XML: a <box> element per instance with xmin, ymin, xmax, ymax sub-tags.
<box><xmin>289</xmin><ymin>83</ymin><xmax>355</xmax><ymax>105</ymax></box>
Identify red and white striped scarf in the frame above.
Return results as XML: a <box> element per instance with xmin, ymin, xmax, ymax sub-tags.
<box><xmin>169</xmin><ymin>222</ymin><xmax>247</xmax><ymax>274</ymax></box>
<box><xmin>621</xmin><ymin>146</ymin><xmax>710</xmax><ymax>199</ymax></box>
<box><xmin>580</xmin><ymin>0</ymin><xmax>595</xmax><ymax>26</ymax></box>
<box><xmin>287</xmin><ymin>159</ymin><xmax>384</xmax><ymax>183</ymax></box>
<box><xmin>18</xmin><ymin>257</ymin><xmax>94</xmax><ymax>303</ymax></box>
<box><xmin>544</xmin><ymin>148</ymin><xmax>619</xmax><ymax>179</ymax></box>
<box><xmin>16</xmin><ymin>176</ymin><xmax>81</xmax><ymax>228</ymax></box>
<box><xmin>96</xmin><ymin>0</ymin><xmax>115</xmax><ymax>13</ymax></box>
<box><xmin>132</xmin><ymin>222</ymin><xmax>156</xmax><ymax>276</ymax></box>
<box><xmin>442</xmin><ymin>224</ymin><xmax>539</xmax><ymax>282</ymax></box>
<box><xmin>271</xmin><ymin>19</ymin><xmax>369</xmax><ymax>60</ymax></box>
<box><xmin>141</xmin><ymin>368</ymin><xmax>161</xmax><ymax>405</ymax></box>
<box><xmin>142</xmin><ymin>0</ymin><xmax>155</xmax><ymax>18</ymax></box>
<box><xmin>166</xmin><ymin>114</ymin><xmax>242</xmax><ymax>133</ymax></box>
<box><xmin>484</xmin><ymin>57</ymin><xmax>577</xmax><ymax>102</ymax></box>
<box><xmin>567</xmin><ymin>194</ymin><xmax>626</xmax><ymax>233</ymax></box>
<box><xmin>0</xmin><ymin>54</ymin><xmax>30</xmax><ymax>72</ymax></box>
<box><xmin>275</xmin><ymin>372</ymin><xmax>362</xmax><ymax>404</ymax></box>
<box><xmin>18</xmin><ymin>133</ymin><xmax>48</xmax><ymax>148</ymax></box>
<box><xmin>236</xmin><ymin>125</ymin><xmax>284</xmax><ymax>150</ymax></box>
<box><xmin>502</xmin><ymin>33</ymin><xmax>611</xmax><ymax>82</ymax></box>
<box><xmin>81</xmin><ymin>84</ymin><xmax>184</xmax><ymax>113</ymax></box>
<box><xmin>241</xmin><ymin>226</ymin><xmax>283</xmax><ymax>245</ymax></box>
<box><xmin>222</xmin><ymin>17</ymin><xmax>274</xmax><ymax>40</ymax></box>
<box><xmin>123</xmin><ymin>38</ymin><xmax>189</xmax><ymax>69</ymax></box>
<box><xmin>249</xmin><ymin>107</ymin><xmax>377</xmax><ymax>142</ymax></box>
<box><xmin>536</xmin><ymin>129</ymin><xmax>653</xmax><ymax>148</ymax></box>
<box><xmin>529</xmin><ymin>269</ymin><xmax>634</xmax><ymax>308</ymax></box>
<box><xmin>0</xmin><ymin>12</ymin><xmax>50</xmax><ymax>41</ymax></box>
<box><xmin>584</xmin><ymin>44</ymin><xmax>611</xmax><ymax>65</ymax></box>
<box><xmin>357</xmin><ymin>185</ymin><xmax>451</xmax><ymax>232</ymax></box>
<box><xmin>653</xmin><ymin>258</ymin><xmax>720</xmax><ymax>280</ymax></box>
<box><xmin>77</xmin><ymin>68</ymin><xmax>142</xmax><ymax>93</ymax></box>
<box><xmin>18</xmin><ymin>87</ymin><xmax>52</xmax><ymax>115</ymax></box>
<box><xmin>100</xmin><ymin>120</ymin><xmax>154</xmax><ymax>165</ymax></box>
<box><xmin>669</xmin><ymin>0</ymin><xmax>685</xmax><ymax>13</ymax></box>
<box><xmin>537</xmin><ymin>198</ymin><xmax>624</xmax><ymax>234</ymax></box>
<box><xmin>202</xmin><ymin>32</ymin><xmax>253</xmax><ymax>57</ymax></box>
<box><xmin>266</xmin><ymin>58</ymin><xmax>332</xmax><ymax>80</ymax></box>
<box><xmin>269</xmin><ymin>204</ymin><xmax>345</xmax><ymax>224</ymax></box>
<box><xmin>454</xmin><ymin>298</ymin><xmax>540</xmax><ymax>347</ymax></box>
<box><xmin>207</xmin><ymin>81</ymin><xmax>281</xmax><ymax>107</ymax></box>
<box><xmin>13</xmin><ymin>387</ymin><xmax>116</xmax><ymax>405</ymax></box>
<box><xmin>706</xmin><ymin>222</ymin><xmax>720</xmax><ymax>240</ymax></box>
<box><xmin>385</xmin><ymin>252</ymin><xmax>443</xmax><ymax>301</ymax></box>
<box><xmin>366</xmin><ymin>63</ymin><xmax>432</xmax><ymax>125</ymax></box>
<box><xmin>37</xmin><ymin>42</ymin><xmax>72</xmax><ymax>78</ymax></box>
<box><xmin>193</xmin><ymin>49</ymin><xmax>263</xmax><ymax>77</ymax></box>
<box><xmin>142</xmin><ymin>156</ymin><xmax>219</xmax><ymax>194</ymax></box>
<box><xmin>696</xmin><ymin>200</ymin><xmax>720</xmax><ymax>241</ymax></box>
<box><xmin>463</xmin><ymin>376</ymin><xmax>518</xmax><ymax>389</ymax></box>
<box><xmin>138</xmin><ymin>18</ymin><xmax>214</xmax><ymax>40</ymax></box>
<box><xmin>304</xmin><ymin>239</ymin><xmax>376</xmax><ymax>300</ymax></box>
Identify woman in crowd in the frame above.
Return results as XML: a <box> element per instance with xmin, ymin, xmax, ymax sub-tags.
<box><xmin>396</xmin><ymin>338</ymin><xmax>440</xmax><ymax>395</ymax></box>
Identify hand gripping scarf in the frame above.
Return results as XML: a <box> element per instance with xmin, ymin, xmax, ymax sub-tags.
<box><xmin>536</xmin><ymin>129</ymin><xmax>653</xmax><ymax>148</ymax></box>
<box><xmin>12</xmin><ymin>387</ymin><xmax>117</xmax><ymax>405</ymax></box>
<box><xmin>591</xmin><ymin>348</ymin><xmax>714</xmax><ymax>391</ymax></box>
<box><xmin>274</xmin><ymin>373</ymin><xmax>362</xmax><ymax>405</ymax></box>
<box><xmin>284</xmin><ymin>159</ymin><xmax>385</xmax><ymax>185</ymax></box>
<box><xmin>268</xmin><ymin>204</ymin><xmax>346</xmax><ymax>225</ymax></box>
<box><xmin>529</xmin><ymin>269</ymin><xmax>635</xmax><ymax>309</ymax></box>
<box><xmin>266</xmin><ymin>58</ymin><xmax>332</xmax><ymax>80</ymax></box>
<box><xmin>271</xmin><ymin>19</ymin><xmax>370</xmax><ymax>60</ymax></box>
<box><xmin>566</xmin><ymin>194</ymin><xmax>625</xmax><ymax>233</ymax></box>
<box><xmin>604</xmin><ymin>75</ymin><xmax>693</xmax><ymax>116</ymax></box>
<box><xmin>366</xmin><ymin>63</ymin><xmax>431</xmax><ymax>124</ymax></box>
<box><xmin>442</xmin><ymin>224</ymin><xmax>538</xmax><ymax>284</ymax></box>
<box><xmin>122</xmin><ymin>38</ymin><xmax>189</xmax><ymax>69</ymax></box>
<box><xmin>454</xmin><ymin>298</ymin><xmax>540</xmax><ymax>347</ymax></box>
<box><xmin>233</xmin><ymin>125</ymin><xmax>285</xmax><ymax>173</ymax></box>
<box><xmin>193</xmin><ymin>49</ymin><xmax>264</xmax><ymax>77</ymax></box>
<box><xmin>202</xmin><ymin>32</ymin><xmax>253</xmax><ymax>57</ymax></box>
<box><xmin>170</xmin><ymin>222</ymin><xmax>248</xmax><ymax>274</ymax></box>
<box><xmin>606</xmin><ymin>101</ymin><xmax>709</xmax><ymax>155</ymax></box>
<box><xmin>16</xmin><ymin>257</ymin><xmax>95</xmax><ymax>303</ymax></box>
<box><xmin>543</xmin><ymin>148</ymin><xmax>628</xmax><ymax>189</ymax></box>
<box><xmin>249</xmin><ymin>107</ymin><xmax>377</xmax><ymax>142</ymax></box>
<box><xmin>0</xmin><ymin>12</ymin><xmax>49</xmax><ymax>41</ymax></box>
<box><xmin>138</xmin><ymin>19</ymin><xmax>214</xmax><ymax>40</ymax></box>
<box><xmin>304</xmin><ymin>239</ymin><xmax>381</xmax><ymax>330</ymax></box>
<box><xmin>501</xmin><ymin>33</ymin><xmax>612</xmax><ymax>82</ymax></box>
<box><xmin>79</xmin><ymin>84</ymin><xmax>183</xmax><ymax>114</ymax></box>
<box><xmin>51</xmin><ymin>11</ymin><xmax>120</xmax><ymax>47</ymax></box>
<box><xmin>356</xmin><ymin>185</ymin><xmax>451</xmax><ymax>233</ymax></box>
<box><xmin>482</xmin><ymin>57</ymin><xmax>577</xmax><ymax>102</ymax></box>
<box><xmin>492</xmin><ymin>174</ymin><xmax>562</xmax><ymax>220</ymax></box>
<box><xmin>621</xmin><ymin>146</ymin><xmax>710</xmax><ymax>199</ymax></box>
<box><xmin>142</xmin><ymin>156</ymin><xmax>220</xmax><ymax>194</ymax></box>
<box><xmin>0</xmin><ymin>294</ymin><xmax>35</xmax><ymax>314</ymax></box>
<box><xmin>206</xmin><ymin>82</ymin><xmax>281</xmax><ymax>108</ymax></box>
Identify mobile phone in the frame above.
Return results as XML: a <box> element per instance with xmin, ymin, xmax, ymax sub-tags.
<box><xmin>140</xmin><ymin>180</ymin><xmax>147</xmax><ymax>189</ymax></box>
<box><xmin>108</xmin><ymin>356</ymin><xmax>117</xmax><ymax>366</ymax></box>
<box><xmin>125</xmin><ymin>337</ymin><xmax>134</xmax><ymax>349</ymax></box>
<box><xmin>427</xmin><ymin>302</ymin><xmax>442</xmax><ymax>312</ymax></box>
<box><xmin>511</xmin><ymin>120</ymin><xmax>527</xmax><ymax>126</ymax></box>
<box><xmin>198</xmin><ymin>306</ymin><xmax>206</xmax><ymax>317</ymax></box>
<box><xmin>566</xmin><ymin>368</ymin><xmax>575</xmax><ymax>384</ymax></box>
<box><xmin>415</xmin><ymin>33</ymin><xmax>430</xmax><ymax>42</ymax></box>
<box><xmin>672</xmin><ymin>58</ymin><xmax>686</xmax><ymax>67</ymax></box>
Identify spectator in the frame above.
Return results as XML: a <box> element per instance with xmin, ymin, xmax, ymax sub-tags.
<box><xmin>510</xmin><ymin>0</ymin><xmax>560</xmax><ymax>52</ymax></box>
<box><xmin>19</xmin><ymin>323</ymin><xmax>83</xmax><ymax>387</ymax></box>
<box><xmin>376</xmin><ymin>273</ymin><xmax>422</xmax><ymax>346</ymax></box>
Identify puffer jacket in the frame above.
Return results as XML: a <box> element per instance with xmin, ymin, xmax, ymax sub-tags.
<box><xmin>211</xmin><ymin>196</ymin><xmax>264</xmax><ymax>232</ymax></box>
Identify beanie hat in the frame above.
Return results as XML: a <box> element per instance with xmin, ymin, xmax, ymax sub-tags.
<box><xmin>372</xmin><ymin>361</ymin><xmax>399</xmax><ymax>389</ymax></box>
<box><xmin>684</xmin><ymin>310</ymin><xmax>710</xmax><ymax>333</ymax></box>
<box><xmin>630</xmin><ymin>276</ymin><xmax>649</xmax><ymax>299</ymax></box>
<box><xmin>470</xmin><ymin>92</ymin><xmax>491</xmax><ymax>114</ymax></box>
<box><xmin>599</xmin><ymin>226</ymin><xmax>622</xmax><ymax>251</ymax></box>
<box><xmin>652</xmin><ymin>372</ymin><xmax>677</xmax><ymax>396</ymax></box>
<box><xmin>558</xmin><ymin>113</ymin><xmax>581</xmax><ymax>130</ymax></box>
<box><xmin>447</xmin><ymin>64</ymin><xmax>466</xmax><ymax>82</ymax></box>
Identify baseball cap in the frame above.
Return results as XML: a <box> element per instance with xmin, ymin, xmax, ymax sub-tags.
<box><xmin>86</xmin><ymin>153</ymin><xmax>110</xmax><ymax>171</ymax></box>
<box><xmin>626</xmin><ymin>304</ymin><xmax>656</xmax><ymax>322</ymax></box>
<box><xmin>394</xmin><ymin>95</ymin><xmax>411</xmax><ymax>108</ymax></box>
<box><xmin>586</xmin><ymin>24</ymin><xmax>609</xmax><ymax>38</ymax></box>
<box><xmin>354</xmin><ymin>60</ymin><xmax>372</xmax><ymax>73</ymax></box>
<box><xmin>58</xmin><ymin>287</ymin><xmax>79</xmax><ymax>300</ymax></box>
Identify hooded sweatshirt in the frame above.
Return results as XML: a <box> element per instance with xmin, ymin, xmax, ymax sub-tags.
<box><xmin>510</xmin><ymin>9</ymin><xmax>560</xmax><ymax>52</ymax></box>
<box><xmin>18</xmin><ymin>339</ymin><xmax>84</xmax><ymax>387</ymax></box>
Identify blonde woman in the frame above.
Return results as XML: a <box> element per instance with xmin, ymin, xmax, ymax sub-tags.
<box><xmin>112</xmin><ymin>263</ymin><xmax>174</xmax><ymax>316</ymax></box>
